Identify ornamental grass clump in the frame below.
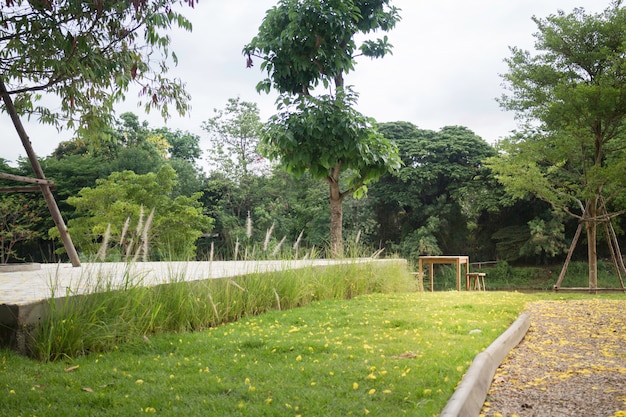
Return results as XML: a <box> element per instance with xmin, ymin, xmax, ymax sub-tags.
<box><xmin>92</xmin><ymin>206</ymin><xmax>155</xmax><ymax>263</ymax></box>
<box><xmin>32</xmin><ymin>259</ymin><xmax>413</xmax><ymax>361</ymax></box>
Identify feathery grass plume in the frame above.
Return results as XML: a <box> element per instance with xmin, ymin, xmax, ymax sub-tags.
<box><xmin>263</xmin><ymin>223</ymin><xmax>275</xmax><ymax>252</ymax></box>
<box><xmin>244</xmin><ymin>247</ymin><xmax>249</xmax><ymax>260</ymax></box>
<box><xmin>119</xmin><ymin>217</ymin><xmax>130</xmax><ymax>246</ymax></box>
<box><xmin>234</xmin><ymin>237</ymin><xmax>240</xmax><ymax>261</ymax></box>
<box><xmin>210</xmin><ymin>242</ymin><xmax>214</xmax><ymax>262</ymax></box>
<box><xmin>141</xmin><ymin>208</ymin><xmax>155</xmax><ymax>262</ymax></box>
<box><xmin>355</xmin><ymin>229</ymin><xmax>361</xmax><ymax>245</ymax></box>
<box><xmin>127</xmin><ymin>206</ymin><xmax>146</xmax><ymax>262</ymax></box>
<box><xmin>96</xmin><ymin>224</ymin><xmax>112</xmax><ymax>261</ymax></box>
<box><xmin>273</xmin><ymin>288</ymin><xmax>281</xmax><ymax>311</ymax></box>
<box><xmin>131</xmin><ymin>233</ymin><xmax>142</xmax><ymax>263</ymax></box>
<box><xmin>131</xmin><ymin>241</ymin><xmax>141</xmax><ymax>263</ymax></box>
<box><xmin>246</xmin><ymin>211</ymin><xmax>252</xmax><ymax>239</ymax></box>
<box><xmin>293</xmin><ymin>230</ymin><xmax>304</xmax><ymax>258</ymax></box>
<box><xmin>125</xmin><ymin>238</ymin><xmax>135</xmax><ymax>261</ymax></box>
<box><xmin>228</xmin><ymin>280</ymin><xmax>246</xmax><ymax>292</ymax></box>
<box><xmin>371</xmin><ymin>248</ymin><xmax>385</xmax><ymax>258</ymax></box>
<box><xmin>272</xmin><ymin>236</ymin><xmax>286</xmax><ymax>257</ymax></box>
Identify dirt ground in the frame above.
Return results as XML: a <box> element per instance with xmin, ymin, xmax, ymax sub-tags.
<box><xmin>480</xmin><ymin>299</ymin><xmax>626</xmax><ymax>417</ymax></box>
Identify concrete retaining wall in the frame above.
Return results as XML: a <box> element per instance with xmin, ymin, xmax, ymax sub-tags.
<box><xmin>440</xmin><ymin>313</ymin><xmax>531</xmax><ymax>417</ymax></box>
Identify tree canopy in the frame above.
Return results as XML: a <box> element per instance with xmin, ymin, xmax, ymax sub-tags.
<box><xmin>371</xmin><ymin>123</ymin><xmax>497</xmax><ymax>261</ymax></box>
<box><xmin>0</xmin><ymin>0</ymin><xmax>195</xmax><ymax>129</ymax></box>
<box><xmin>63</xmin><ymin>165</ymin><xmax>212</xmax><ymax>260</ymax></box>
<box><xmin>202</xmin><ymin>97</ymin><xmax>264</xmax><ymax>181</ymax></box>
<box><xmin>487</xmin><ymin>1</ymin><xmax>626</xmax><ymax>288</ymax></box>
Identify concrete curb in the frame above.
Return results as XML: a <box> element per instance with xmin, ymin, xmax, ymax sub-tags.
<box><xmin>440</xmin><ymin>313</ymin><xmax>531</xmax><ymax>417</ymax></box>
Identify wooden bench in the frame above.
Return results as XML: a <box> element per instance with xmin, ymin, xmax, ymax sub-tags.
<box><xmin>466</xmin><ymin>272</ymin><xmax>486</xmax><ymax>291</ymax></box>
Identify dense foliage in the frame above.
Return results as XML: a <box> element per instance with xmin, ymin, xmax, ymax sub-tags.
<box><xmin>487</xmin><ymin>2</ymin><xmax>626</xmax><ymax>287</ymax></box>
<box><xmin>3</xmin><ymin>2</ymin><xmax>626</xmax><ymax>269</ymax></box>
<box><xmin>3</xmin><ymin>108</ymin><xmax>621</xmax><ymax>265</ymax></box>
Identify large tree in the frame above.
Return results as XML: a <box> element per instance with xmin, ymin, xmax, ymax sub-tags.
<box><xmin>243</xmin><ymin>0</ymin><xmax>402</xmax><ymax>257</ymax></box>
<box><xmin>487</xmin><ymin>2</ymin><xmax>626</xmax><ymax>289</ymax></box>
<box><xmin>371</xmin><ymin>123</ymin><xmax>498</xmax><ymax>261</ymax></box>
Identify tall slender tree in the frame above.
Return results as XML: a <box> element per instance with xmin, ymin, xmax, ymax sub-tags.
<box><xmin>244</xmin><ymin>0</ymin><xmax>402</xmax><ymax>257</ymax></box>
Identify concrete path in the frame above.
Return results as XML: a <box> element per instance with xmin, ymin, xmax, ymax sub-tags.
<box><xmin>0</xmin><ymin>260</ymin><xmax>364</xmax><ymax>306</ymax></box>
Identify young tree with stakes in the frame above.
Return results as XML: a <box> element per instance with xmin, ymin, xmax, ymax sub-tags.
<box><xmin>487</xmin><ymin>2</ymin><xmax>626</xmax><ymax>291</ymax></box>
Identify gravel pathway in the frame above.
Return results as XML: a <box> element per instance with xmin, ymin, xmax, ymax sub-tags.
<box><xmin>480</xmin><ymin>299</ymin><xmax>626</xmax><ymax>417</ymax></box>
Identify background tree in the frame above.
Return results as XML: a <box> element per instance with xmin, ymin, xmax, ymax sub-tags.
<box><xmin>6</xmin><ymin>114</ymin><xmax>206</xmax><ymax>261</ymax></box>
<box><xmin>46</xmin><ymin>113</ymin><xmax>206</xmax><ymax>199</ymax></box>
<box><xmin>202</xmin><ymin>98</ymin><xmax>265</xmax><ymax>181</ymax></box>
<box><xmin>244</xmin><ymin>0</ymin><xmax>402</xmax><ymax>257</ymax></box>
<box><xmin>151</xmin><ymin>127</ymin><xmax>206</xmax><ymax>197</ymax></box>
<box><xmin>0</xmin><ymin>194</ymin><xmax>44</xmax><ymax>263</ymax></box>
<box><xmin>62</xmin><ymin>165</ymin><xmax>212</xmax><ymax>260</ymax></box>
<box><xmin>487</xmin><ymin>3</ymin><xmax>626</xmax><ymax>289</ymax></box>
<box><xmin>370</xmin><ymin>123</ymin><xmax>497</xmax><ymax>262</ymax></box>
<box><xmin>200</xmin><ymin>98</ymin><xmax>264</xmax><ymax>256</ymax></box>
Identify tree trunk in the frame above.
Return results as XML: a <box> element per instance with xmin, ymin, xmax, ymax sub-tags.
<box><xmin>329</xmin><ymin>180</ymin><xmax>343</xmax><ymax>258</ymax></box>
<box><xmin>586</xmin><ymin>198</ymin><xmax>598</xmax><ymax>293</ymax></box>
<box><xmin>327</xmin><ymin>163</ymin><xmax>344</xmax><ymax>258</ymax></box>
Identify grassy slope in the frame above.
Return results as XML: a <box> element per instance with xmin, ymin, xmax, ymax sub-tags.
<box><xmin>3</xmin><ymin>292</ymin><xmax>607</xmax><ymax>417</ymax></box>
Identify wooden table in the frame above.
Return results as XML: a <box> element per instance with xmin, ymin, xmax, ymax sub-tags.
<box><xmin>417</xmin><ymin>256</ymin><xmax>470</xmax><ymax>291</ymax></box>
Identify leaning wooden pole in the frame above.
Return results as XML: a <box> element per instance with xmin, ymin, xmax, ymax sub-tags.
<box><xmin>0</xmin><ymin>78</ymin><xmax>81</xmax><ymax>267</ymax></box>
<box><xmin>605</xmin><ymin>218</ymin><xmax>626</xmax><ymax>291</ymax></box>
<box><xmin>553</xmin><ymin>221</ymin><xmax>583</xmax><ymax>291</ymax></box>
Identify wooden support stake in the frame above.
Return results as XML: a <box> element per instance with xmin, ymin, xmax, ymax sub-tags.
<box><xmin>554</xmin><ymin>221</ymin><xmax>583</xmax><ymax>291</ymax></box>
<box><xmin>0</xmin><ymin>172</ymin><xmax>54</xmax><ymax>186</ymax></box>
<box><xmin>0</xmin><ymin>185</ymin><xmax>57</xmax><ymax>193</ymax></box>
<box><xmin>0</xmin><ymin>78</ymin><xmax>80</xmax><ymax>267</ymax></box>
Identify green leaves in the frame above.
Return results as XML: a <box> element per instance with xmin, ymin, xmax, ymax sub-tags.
<box><xmin>262</xmin><ymin>90</ymin><xmax>400</xmax><ymax>196</ymax></box>
<box><xmin>63</xmin><ymin>165</ymin><xmax>213</xmax><ymax>260</ymax></box>
<box><xmin>202</xmin><ymin>98</ymin><xmax>263</xmax><ymax>182</ymax></box>
<box><xmin>244</xmin><ymin>0</ymin><xmax>400</xmax><ymax>95</ymax></box>
<box><xmin>1</xmin><ymin>0</ymin><xmax>193</xmax><ymax>130</ymax></box>
<box><xmin>245</xmin><ymin>0</ymin><xmax>401</xmax><ymax>255</ymax></box>
<box><xmin>0</xmin><ymin>194</ymin><xmax>44</xmax><ymax>263</ymax></box>
<box><xmin>494</xmin><ymin>3</ymin><xmax>626</xmax><ymax>217</ymax></box>
<box><xmin>359</xmin><ymin>36</ymin><xmax>394</xmax><ymax>59</ymax></box>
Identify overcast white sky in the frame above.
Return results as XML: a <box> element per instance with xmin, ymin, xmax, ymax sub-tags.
<box><xmin>1</xmin><ymin>0</ymin><xmax>611</xmax><ymax>166</ymax></box>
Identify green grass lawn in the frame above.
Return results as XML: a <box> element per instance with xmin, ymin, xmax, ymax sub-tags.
<box><xmin>3</xmin><ymin>291</ymin><xmax>605</xmax><ymax>417</ymax></box>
